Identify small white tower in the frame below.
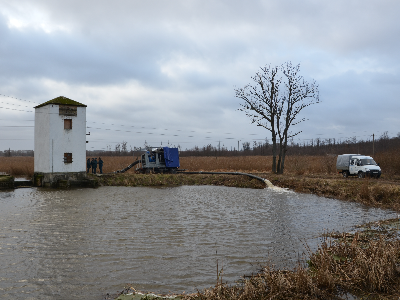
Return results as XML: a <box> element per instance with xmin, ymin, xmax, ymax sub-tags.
<box><xmin>34</xmin><ymin>96</ymin><xmax>87</xmax><ymax>187</ymax></box>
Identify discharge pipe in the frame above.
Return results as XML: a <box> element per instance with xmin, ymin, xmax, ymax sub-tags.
<box><xmin>114</xmin><ymin>160</ymin><xmax>140</xmax><ymax>173</ymax></box>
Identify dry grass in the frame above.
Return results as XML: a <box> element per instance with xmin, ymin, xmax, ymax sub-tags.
<box><xmin>0</xmin><ymin>156</ymin><xmax>135</xmax><ymax>177</ymax></box>
<box><xmin>179</xmin><ymin>155</ymin><xmax>337</xmax><ymax>175</ymax></box>
<box><xmin>0</xmin><ymin>152</ymin><xmax>396</xmax><ymax>177</ymax></box>
<box><xmin>269</xmin><ymin>176</ymin><xmax>400</xmax><ymax>211</ymax></box>
<box><xmin>183</xmin><ymin>234</ymin><xmax>400</xmax><ymax>300</ymax></box>
<box><xmin>0</xmin><ymin>155</ymin><xmax>333</xmax><ymax>176</ymax></box>
<box><xmin>180</xmin><ymin>156</ymin><xmax>274</xmax><ymax>173</ymax></box>
<box><xmin>0</xmin><ymin>157</ymin><xmax>34</xmax><ymax>177</ymax></box>
<box><xmin>375</xmin><ymin>149</ymin><xmax>400</xmax><ymax>177</ymax></box>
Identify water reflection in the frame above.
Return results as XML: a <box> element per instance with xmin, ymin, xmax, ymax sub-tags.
<box><xmin>0</xmin><ymin>186</ymin><xmax>396</xmax><ymax>299</ymax></box>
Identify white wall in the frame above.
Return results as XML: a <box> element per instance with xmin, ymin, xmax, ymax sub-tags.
<box><xmin>34</xmin><ymin>105</ymin><xmax>51</xmax><ymax>172</ymax></box>
<box><xmin>34</xmin><ymin>104</ymin><xmax>86</xmax><ymax>173</ymax></box>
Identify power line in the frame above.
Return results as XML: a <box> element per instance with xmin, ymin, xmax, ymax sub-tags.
<box><xmin>0</xmin><ymin>94</ymin><xmax>38</xmax><ymax>104</ymax></box>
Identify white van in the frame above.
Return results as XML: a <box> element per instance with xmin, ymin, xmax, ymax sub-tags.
<box><xmin>336</xmin><ymin>154</ymin><xmax>381</xmax><ymax>178</ymax></box>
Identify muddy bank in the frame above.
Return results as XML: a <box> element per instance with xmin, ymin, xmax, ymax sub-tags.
<box><xmin>95</xmin><ymin>173</ymin><xmax>266</xmax><ymax>189</ymax></box>
<box><xmin>268</xmin><ymin>174</ymin><xmax>400</xmax><ymax>212</ymax></box>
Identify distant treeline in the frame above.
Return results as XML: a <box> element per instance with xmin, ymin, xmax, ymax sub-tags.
<box><xmin>180</xmin><ymin>132</ymin><xmax>400</xmax><ymax>157</ymax></box>
<box><xmin>0</xmin><ymin>149</ymin><xmax>34</xmax><ymax>157</ymax></box>
<box><xmin>89</xmin><ymin>133</ymin><xmax>400</xmax><ymax>157</ymax></box>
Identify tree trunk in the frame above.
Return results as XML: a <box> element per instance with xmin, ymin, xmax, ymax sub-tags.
<box><xmin>271</xmin><ymin>133</ymin><xmax>277</xmax><ymax>173</ymax></box>
<box><xmin>277</xmin><ymin>141</ymin><xmax>284</xmax><ymax>174</ymax></box>
<box><xmin>281</xmin><ymin>140</ymin><xmax>288</xmax><ymax>173</ymax></box>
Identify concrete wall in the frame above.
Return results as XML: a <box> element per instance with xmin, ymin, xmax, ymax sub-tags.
<box><xmin>34</xmin><ymin>104</ymin><xmax>86</xmax><ymax>173</ymax></box>
<box><xmin>34</xmin><ymin>105</ymin><xmax>51</xmax><ymax>172</ymax></box>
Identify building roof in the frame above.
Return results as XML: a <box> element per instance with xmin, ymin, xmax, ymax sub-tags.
<box><xmin>34</xmin><ymin>96</ymin><xmax>87</xmax><ymax>108</ymax></box>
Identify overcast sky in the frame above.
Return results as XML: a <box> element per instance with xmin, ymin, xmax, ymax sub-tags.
<box><xmin>1</xmin><ymin>0</ymin><xmax>399</xmax><ymax>152</ymax></box>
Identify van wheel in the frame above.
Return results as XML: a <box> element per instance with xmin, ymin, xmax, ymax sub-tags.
<box><xmin>358</xmin><ymin>172</ymin><xmax>365</xmax><ymax>178</ymax></box>
<box><xmin>342</xmin><ymin>171</ymin><xmax>349</xmax><ymax>178</ymax></box>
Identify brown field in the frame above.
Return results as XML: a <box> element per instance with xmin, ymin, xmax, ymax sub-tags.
<box><xmin>0</xmin><ymin>151</ymin><xmax>400</xmax><ymax>179</ymax></box>
<box><xmin>179</xmin><ymin>155</ymin><xmax>337</xmax><ymax>174</ymax></box>
<box><xmin>1</xmin><ymin>152</ymin><xmax>398</xmax><ymax>178</ymax></box>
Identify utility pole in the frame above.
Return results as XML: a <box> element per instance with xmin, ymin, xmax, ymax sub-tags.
<box><xmin>372</xmin><ymin>133</ymin><xmax>375</xmax><ymax>156</ymax></box>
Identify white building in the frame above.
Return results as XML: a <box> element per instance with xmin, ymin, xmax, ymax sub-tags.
<box><xmin>34</xmin><ymin>96</ymin><xmax>88</xmax><ymax>187</ymax></box>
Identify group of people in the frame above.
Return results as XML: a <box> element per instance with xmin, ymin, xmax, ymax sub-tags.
<box><xmin>87</xmin><ymin>157</ymin><xmax>104</xmax><ymax>174</ymax></box>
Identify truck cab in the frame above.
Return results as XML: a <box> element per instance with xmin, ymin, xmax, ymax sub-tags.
<box><xmin>348</xmin><ymin>156</ymin><xmax>381</xmax><ymax>178</ymax></box>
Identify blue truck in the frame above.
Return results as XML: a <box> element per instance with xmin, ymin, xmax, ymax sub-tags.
<box><xmin>136</xmin><ymin>147</ymin><xmax>180</xmax><ymax>174</ymax></box>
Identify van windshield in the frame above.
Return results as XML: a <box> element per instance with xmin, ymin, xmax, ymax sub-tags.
<box><xmin>361</xmin><ymin>159</ymin><xmax>377</xmax><ymax>165</ymax></box>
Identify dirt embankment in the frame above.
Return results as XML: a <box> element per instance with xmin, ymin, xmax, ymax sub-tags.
<box><xmin>95</xmin><ymin>173</ymin><xmax>266</xmax><ymax>189</ymax></box>
<box><xmin>266</xmin><ymin>173</ymin><xmax>400</xmax><ymax>212</ymax></box>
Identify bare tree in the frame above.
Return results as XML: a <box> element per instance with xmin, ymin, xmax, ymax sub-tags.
<box><xmin>115</xmin><ymin>143</ymin><xmax>121</xmax><ymax>155</ymax></box>
<box><xmin>235</xmin><ymin>62</ymin><xmax>319</xmax><ymax>173</ymax></box>
<box><xmin>236</xmin><ymin>64</ymin><xmax>281</xmax><ymax>172</ymax></box>
<box><xmin>121</xmin><ymin>141</ymin><xmax>128</xmax><ymax>153</ymax></box>
<box><xmin>379</xmin><ymin>131</ymin><xmax>389</xmax><ymax>140</ymax></box>
<box><xmin>242</xmin><ymin>141</ymin><xmax>251</xmax><ymax>151</ymax></box>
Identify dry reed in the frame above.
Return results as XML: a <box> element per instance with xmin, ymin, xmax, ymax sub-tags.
<box><xmin>0</xmin><ymin>157</ymin><xmax>34</xmax><ymax>178</ymax></box>
<box><xmin>179</xmin><ymin>155</ymin><xmax>338</xmax><ymax>175</ymax></box>
<box><xmin>269</xmin><ymin>175</ymin><xmax>400</xmax><ymax>211</ymax></box>
<box><xmin>0</xmin><ymin>155</ymin><xmax>328</xmax><ymax>176</ymax></box>
<box><xmin>183</xmin><ymin>234</ymin><xmax>400</xmax><ymax>300</ymax></box>
<box><xmin>0</xmin><ymin>152</ymin><xmax>397</xmax><ymax>176</ymax></box>
<box><xmin>0</xmin><ymin>156</ymin><xmax>135</xmax><ymax>177</ymax></box>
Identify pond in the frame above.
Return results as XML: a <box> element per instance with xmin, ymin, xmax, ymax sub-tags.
<box><xmin>0</xmin><ymin>185</ymin><xmax>396</xmax><ymax>299</ymax></box>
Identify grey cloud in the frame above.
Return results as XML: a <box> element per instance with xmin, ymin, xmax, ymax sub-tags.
<box><xmin>0</xmin><ymin>25</ymin><xmax>161</xmax><ymax>86</ymax></box>
<box><xmin>1</xmin><ymin>0</ymin><xmax>400</xmax><ymax>150</ymax></box>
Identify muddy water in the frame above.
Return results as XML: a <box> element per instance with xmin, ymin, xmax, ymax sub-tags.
<box><xmin>0</xmin><ymin>186</ymin><xmax>396</xmax><ymax>299</ymax></box>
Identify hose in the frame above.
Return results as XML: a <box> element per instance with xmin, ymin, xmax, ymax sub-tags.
<box><xmin>114</xmin><ymin>160</ymin><xmax>140</xmax><ymax>173</ymax></box>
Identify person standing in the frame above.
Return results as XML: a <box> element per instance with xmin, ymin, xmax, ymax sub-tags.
<box><xmin>87</xmin><ymin>158</ymin><xmax>91</xmax><ymax>173</ymax></box>
<box><xmin>98</xmin><ymin>157</ymin><xmax>103</xmax><ymax>174</ymax></box>
<box><xmin>91</xmin><ymin>158</ymin><xmax>95</xmax><ymax>174</ymax></box>
<box><xmin>93</xmin><ymin>158</ymin><xmax>98</xmax><ymax>174</ymax></box>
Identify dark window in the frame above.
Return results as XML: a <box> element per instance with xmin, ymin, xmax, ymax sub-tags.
<box><xmin>64</xmin><ymin>153</ymin><xmax>72</xmax><ymax>163</ymax></box>
<box><xmin>59</xmin><ymin>105</ymin><xmax>77</xmax><ymax>116</ymax></box>
<box><xmin>64</xmin><ymin>119</ymin><xmax>72</xmax><ymax>129</ymax></box>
